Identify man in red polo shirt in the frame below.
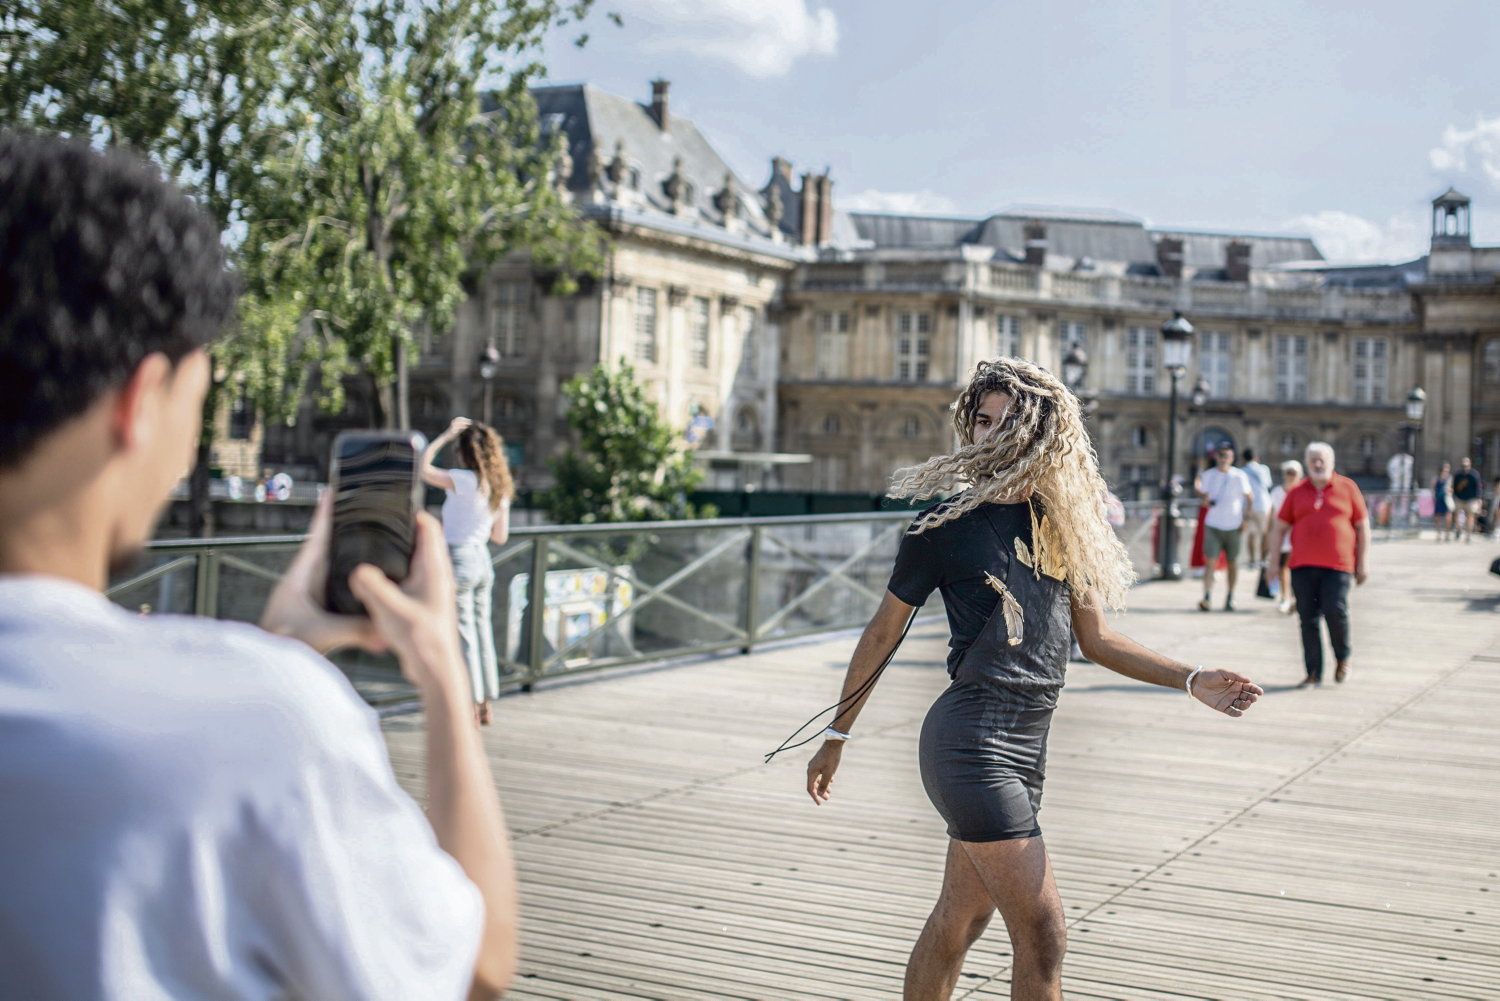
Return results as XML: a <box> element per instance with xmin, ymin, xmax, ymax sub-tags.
<box><xmin>1265</xmin><ymin>442</ymin><xmax>1369</xmax><ymax>687</ymax></box>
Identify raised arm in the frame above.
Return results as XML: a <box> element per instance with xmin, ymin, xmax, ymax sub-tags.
<box><xmin>1070</xmin><ymin>590</ymin><xmax>1262</xmax><ymax>717</ymax></box>
<box><xmin>805</xmin><ymin>590</ymin><xmax>917</xmax><ymax>804</ymax></box>
<box><xmin>420</xmin><ymin>417</ymin><xmax>471</xmax><ymax>490</ymax></box>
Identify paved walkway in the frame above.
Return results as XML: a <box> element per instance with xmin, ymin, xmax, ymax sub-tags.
<box><xmin>382</xmin><ymin>537</ymin><xmax>1500</xmax><ymax>999</ymax></box>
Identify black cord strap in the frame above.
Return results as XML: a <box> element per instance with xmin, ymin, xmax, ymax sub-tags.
<box><xmin>762</xmin><ymin>605</ymin><xmax>920</xmax><ymax>764</ymax></box>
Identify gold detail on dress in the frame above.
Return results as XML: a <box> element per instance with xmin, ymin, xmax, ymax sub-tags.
<box><xmin>982</xmin><ymin>571</ymin><xmax>1024</xmax><ymax>646</ymax></box>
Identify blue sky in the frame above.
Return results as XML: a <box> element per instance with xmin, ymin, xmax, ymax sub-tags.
<box><xmin>539</xmin><ymin>0</ymin><xmax>1500</xmax><ymax>262</ymax></box>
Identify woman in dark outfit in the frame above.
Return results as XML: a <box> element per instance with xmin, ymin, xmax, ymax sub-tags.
<box><xmin>803</xmin><ymin>360</ymin><xmax>1263</xmax><ymax>1001</ymax></box>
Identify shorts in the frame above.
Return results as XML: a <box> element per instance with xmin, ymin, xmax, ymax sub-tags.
<box><xmin>918</xmin><ymin>680</ymin><xmax>1054</xmax><ymax>842</ymax></box>
<box><xmin>1203</xmin><ymin>526</ymin><xmax>1242</xmax><ymax>563</ymax></box>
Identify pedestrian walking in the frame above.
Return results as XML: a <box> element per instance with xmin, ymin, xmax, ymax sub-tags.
<box><xmin>1195</xmin><ymin>444</ymin><xmax>1254</xmax><ymax>611</ymax></box>
<box><xmin>1452</xmin><ymin>457</ymin><xmax>1484</xmax><ymax>543</ymax></box>
<box><xmin>1267</xmin><ymin>460</ymin><xmax>1304</xmax><ymax>614</ymax></box>
<box><xmin>1432</xmin><ymin>462</ymin><xmax>1455</xmax><ymax>540</ymax></box>
<box><xmin>420</xmin><ymin>417</ymin><xmax>514</xmax><ymax>725</ymax></box>
<box><xmin>787</xmin><ymin>359</ymin><xmax>1261</xmax><ymax>1001</ymax></box>
<box><xmin>1241</xmin><ymin>447</ymin><xmax>1273</xmax><ymax>567</ymax></box>
<box><xmin>1266</xmin><ymin>442</ymin><xmax>1370</xmax><ymax>687</ymax></box>
<box><xmin>0</xmin><ymin>132</ymin><xmax>516</xmax><ymax>999</ymax></box>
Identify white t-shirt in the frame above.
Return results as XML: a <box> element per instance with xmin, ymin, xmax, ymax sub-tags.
<box><xmin>1242</xmin><ymin>461</ymin><xmax>1272</xmax><ymax>514</ymax></box>
<box><xmin>0</xmin><ymin>576</ymin><xmax>483</xmax><ymax>1000</ymax></box>
<box><xmin>1269</xmin><ymin>485</ymin><xmax>1294</xmax><ymax>553</ymax></box>
<box><xmin>441</xmin><ymin>469</ymin><xmax>502</xmax><ymax>548</ymax></box>
<box><xmin>1200</xmin><ymin>466</ymin><xmax>1252</xmax><ymax>531</ymax></box>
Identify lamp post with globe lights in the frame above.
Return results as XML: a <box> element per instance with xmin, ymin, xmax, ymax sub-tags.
<box><xmin>1157</xmin><ymin>311</ymin><xmax>1195</xmax><ymax>580</ymax></box>
<box><xmin>477</xmin><ymin>341</ymin><xmax>501</xmax><ymax>426</ymax></box>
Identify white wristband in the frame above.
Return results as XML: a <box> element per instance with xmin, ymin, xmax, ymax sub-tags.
<box><xmin>823</xmin><ymin>726</ymin><xmax>851</xmax><ymax>742</ymax></box>
<box><xmin>1184</xmin><ymin>665</ymin><xmax>1204</xmax><ymax>701</ymax></box>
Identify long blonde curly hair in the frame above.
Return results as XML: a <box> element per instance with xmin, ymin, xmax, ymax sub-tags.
<box><xmin>456</xmin><ymin>423</ymin><xmax>514</xmax><ymax>512</ymax></box>
<box><xmin>888</xmin><ymin>358</ymin><xmax>1134</xmax><ymax>610</ymax></box>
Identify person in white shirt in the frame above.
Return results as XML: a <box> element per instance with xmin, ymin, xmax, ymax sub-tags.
<box><xmin>1239</xmin><ymin>447</ymin><xmax>1274</xmax><ymax>568</ymax></box>
<box><xmin>1194</xmin><ymin>443</ymin><xmax>1254</xmax><ymax>612</ymax></box>
<box><xmin>1267</xmin><ymin>460</ymin><xmax>1305</xmax><ymax>614</ymax></box>
<box><xmin>0</xmin><ymin>132</ymin><xmax>515</xmax><ymax>1000</ymax></box>
<box><xmin>421</xmin><ymin>416</ymin><xmax>514</xmax><ymax>724</ymax></box>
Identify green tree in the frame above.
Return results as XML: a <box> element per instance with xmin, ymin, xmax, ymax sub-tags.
<box><xmin>250</xmin><ymin>0</ymin><xmax>606</xmax><ymax>429</ymax></box>
<box><xmin>543</xmin><ymin>363</ymin><xmax>711</xmax><ymax>524</ymax></box>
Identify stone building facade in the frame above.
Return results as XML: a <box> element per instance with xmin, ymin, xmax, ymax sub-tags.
<box><xmin>254</xmin><ymin>79</ymin><xmax>1500</xmax><ymax>500</ymax></box>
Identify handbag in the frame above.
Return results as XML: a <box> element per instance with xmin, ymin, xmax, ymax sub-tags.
<box><xmin>1255</xmin><ymin>571</ymin><xmax>1275</xmax><ymax>599</ymax></box>
<box><xmin>1489</xmin><ymin>556</ymin><xmax>1500</xmax><ymax>578</ymax></box>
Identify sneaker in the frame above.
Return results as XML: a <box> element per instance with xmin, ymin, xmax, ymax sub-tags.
<box><xmin>1296</xmin><ymin>676</ymin><xmax>1320</xmax><ymax>689</ymax></box>
<box><xmin>1278</xmin><ymin>599</ymin><xmax>1294</xmax><ymax>614</ymax></box>
<box><xmin>1198</xmin><ymin>597</ymin><xmax>1211</xmax><ymax>612</ymax></box>
<box><xmin>1224</xmin><ymin>597</ymin><xmax>1235</xmax><ymax>612</ymax></box>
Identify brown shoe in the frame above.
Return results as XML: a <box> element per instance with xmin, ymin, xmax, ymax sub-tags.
<box><xmin>1297</xmin><ymin>676</ymin><xmax>1319</xmax><ymax>689</ymax></box>
<box><xmin>1335</xmin><ymin>662</ymin><xmax>1348</xmax><ymax>683</ymax></box>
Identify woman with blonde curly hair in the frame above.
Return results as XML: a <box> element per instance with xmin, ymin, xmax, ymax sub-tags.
<box><xmin>421</xmin><ymin>417</ymin><xmax>514</xmax><ymax>724</ymax></box>
<box><xmin>800</xmin><ymin>359</ymin><xmax>1263</xmax><ymax>1000</ymax></box>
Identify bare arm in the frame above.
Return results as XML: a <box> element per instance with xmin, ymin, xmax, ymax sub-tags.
<box><xmin>1265</xmin><ymin>519</ymin><xmax>1287</xmax><ymax>578</ymax></box>
<box><xmin>1353</xmin><ymin>518</ymin><xmax>1370</xmax><ymax>584</ymax></box>
<box><xmin>350</xmin><ymin>517</ymin><xmax>516</xmax><ymax>998</ymax></box>
<box><xmin>421</xmin><ymin>418</ymin><xmax>470</xmax><ymax>490</ymax></box>
<box><xmin>488</xmin><ymin>498</ymin><xmax>511</xmax><ymax>545</ymax></box>
<box><xmin>805</xmin><ymin>590</ymin><xmax>916</xmax><ymax>804</ymax></box>
<box><xmin>1071</xmin><ymin>590</ymin><xmax>1263</xmax><ymax>715</ymax></box>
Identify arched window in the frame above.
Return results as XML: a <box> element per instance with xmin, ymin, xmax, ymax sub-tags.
<box><xmin>822</xmin><ymin>414</ymin><xmax>841</xmax><ymax>435</ymax></box>
<box><xmin>1130</xmin><ymin>424</ymin><xmax>1151</xmax><ymax>448</ymax></box>
<box><xmin>901</xmin><ymin>415</ymin><xmax>922</xmax><ymax>438</ymax></box>
<box><xmin>1279</xmin><ymin>431</ymin><xmax>1299</xmax><ymax>456</ymax></box>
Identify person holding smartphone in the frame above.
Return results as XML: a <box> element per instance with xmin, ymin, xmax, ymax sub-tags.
<box><xmin>421</xmin><ymin>417</ymin><xmax>513</xmax><ymax>725</ymax></box>
<box><xmin>0</xmin><ymin>132</ymin><xmax>516</xmax><ymax>999</ymax></box>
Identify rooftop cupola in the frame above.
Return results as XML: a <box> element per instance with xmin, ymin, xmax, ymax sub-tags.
<box><xmin>1431</xmin><ymin>187</ymin><xmax>1471</xmax><ymax>248</ymax></box>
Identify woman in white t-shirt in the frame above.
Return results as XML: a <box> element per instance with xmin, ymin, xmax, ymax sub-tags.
<box><xmin>1266</xmin><ymin>459</ymin><xmax>1303</xmax><ymax>614</ymax></box>
<box><xmin>421</xmin><ymin>417</ymin><xmax>513</xmax><ymax>724</ymax></box>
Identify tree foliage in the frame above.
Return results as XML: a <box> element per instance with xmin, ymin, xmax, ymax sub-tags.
<box><xmin>543</xmin><ymin>363</ymin><xmax>711</xmax><ymax>524</ymax></box>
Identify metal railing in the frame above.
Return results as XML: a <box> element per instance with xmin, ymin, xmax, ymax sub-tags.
<box><xmin>108</xmin><ymin>494</ymin><xmax>1421</xmax><ymax>708</ymax></box>
<box><xmin>106</xmin><ymin>511</ymin><xmax>945</xmax><ymax>708</ymax></box>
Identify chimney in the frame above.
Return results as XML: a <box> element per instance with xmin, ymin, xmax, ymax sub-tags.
<box><xmin>771</xmin><ymin>156</ymin><xmax>793</xmax><ymax>183</ymax></box>
<box><xmin>816</xmin><ymin>174</ymin><xmax>834</xmax><ymax>245</ymax></box>
<box><xmin>649</xmin><ymin>79</ymin><xmax>669</xmax><ymax>131</ymax></box>
<box><xmin>1156</xmin><ymin>236</ymin><xmax>1184</xmax><ymax>279</ymax></box>
<box><xmin>1225</xmin><ymin>240</ymin><xmax>1251</xmax><ymax>282</ymax></box>
<box><xmin>799</xmin><ymin>171</ymin><xmax>819</xmax><ymax>245</ymax></box>
<box><xmin>1023</xmin><ymin>221</ymin><xmax>1047</xmax><ymax>267</ymax></box>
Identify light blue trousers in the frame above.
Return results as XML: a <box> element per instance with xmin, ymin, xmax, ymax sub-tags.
<box><xmin>449</xmin><ymin>543</ymin><xmax>499</xmax><ymax>703</ymax></box>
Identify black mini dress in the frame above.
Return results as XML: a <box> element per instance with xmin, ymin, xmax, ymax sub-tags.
<box><xmin>895</xmin><ymin>501</ymin><xmax>1073</xmax><ymax>842</ymax></box>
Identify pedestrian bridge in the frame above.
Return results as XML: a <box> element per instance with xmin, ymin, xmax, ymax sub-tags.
<box><xmin>379</xmin><ymin>536</ymin><xmax>1499</xmax><ymax>999</ymax></box>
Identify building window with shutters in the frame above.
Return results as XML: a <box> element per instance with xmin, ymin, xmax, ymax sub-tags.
<box><xmin>690</xmin><ymin>296</ymin><xmax>711</xmax><ymax>368</ymax></box>
<box><xmin>228</xmin><ymin>391</ymin><xmax>254</xmax><ymax>441</ymax></box>
<box><xmin>815</xmin><ymin>310</ymin><xmax>851</xmax><ymax>378</ymax></box>
<box><xmin>1200</xmin><ymin>330</ymin><xmax>1232</xmax><ymax>398</ymax></box>
<box><xmin>822</xmin><ymin>414</ymin><xmax>841</xmax><ymax>435</ymax></box>
<box><xmin>1274</xmin><ymin>334</ymin><xmax>1308</xmax><ymax>402</ymax></box>
<box><xmin>895</xmin><ymin>311</ymin><xmax>931</xmax><ymax>382</ymax></box>
<box><xmin>1485</xmin><ymin>339</ymin><xmax>1500</xmax><ymax>383</ymax></box>
<box><xmin>1125</xmin><ymin>326</ymin><xmax>1157</xmax><ymax>394</ymax></box>
<box><xmin>493</xmin><ymin>282</ymin><xmax>529</xmax><ymax>358</ymax></box>
<box><xmin>1352</xmin><ymin>337</ymin><xmax>1388</xmax><ymax>404</ymax></box>
<box><xmin>996</xmin><ymin>313</ymin><xmax>1021</xmax><ymax>359</ymax></box>
<box><xmin>635</xmin><ymin>287</ymin><xmax>658</xmax><ymax>364</ymax></box>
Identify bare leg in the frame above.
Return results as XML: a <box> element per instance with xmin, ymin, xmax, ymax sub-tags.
<box><xmin>905</xmin><ymin>836</ymin><xmax>1065</xmax><ymax>1000</ymax></box>
<box><xmin>959</xmin><ymin>836</ymin><xmax>1066</xmax><ymax>1001</ymax></box>
<box><xmin>905</xmin><ymin>839</ymin><xmax>996</xmax><ymax>999</ymax></box>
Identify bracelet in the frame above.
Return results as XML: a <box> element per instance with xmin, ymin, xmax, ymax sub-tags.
<box><xmin>1184</xmin><ymin>665</ymin><xmax>1204</xmax><ymax>701</ymax></box>
<box><xmin>823</xmin><ymin>726</ymin><xmax>851</xmax><ymax>742</ymax></box>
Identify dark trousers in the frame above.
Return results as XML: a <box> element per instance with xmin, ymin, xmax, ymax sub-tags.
<box><xmin>1290</xmin><ymin>566</ymin><xmax>1352</xmax><ymax>681</ymax></box>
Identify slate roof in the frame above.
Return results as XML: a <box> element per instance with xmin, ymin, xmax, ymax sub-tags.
<box><xmin>1154</xmin><ymin>228</ymin><xmax>1323</xmax><ymax>269</ymax></box>
<box><xmin>532</xmin><ymin>83</ymin><xmax>796</xmax><ymax>250</ymax></box>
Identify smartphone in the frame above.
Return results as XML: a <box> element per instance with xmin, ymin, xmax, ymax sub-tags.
<box><xmin>324</xmin><ymin>430</ymin><xmax>427</xmax><ymax>616</ymax></box>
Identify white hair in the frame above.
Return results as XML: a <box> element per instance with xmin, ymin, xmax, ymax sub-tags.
<box><xmin>1305</xmin><ymin>441</ymin><xmax>1335</xmax><ymax>464</ymax></box>
<box><xmin>1280</xmin><ymin>460</ymin><xmax>1303</xmax><ymax>476</ymax></box>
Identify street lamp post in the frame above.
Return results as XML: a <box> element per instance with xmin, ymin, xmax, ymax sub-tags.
<box><xmin>1157</xmin><ymin>311</ymin><xmax>1195</xmax><ymax>580</ymax></box>
<box><xmin>477</xmin><ymin>342</ymin><xmax>500</xmax><ymax>426</ymax></box>
<box><xmin>1403</xmin><ymin>386</ymin><xmax>1426</xmax><ymax>527</ymax></box>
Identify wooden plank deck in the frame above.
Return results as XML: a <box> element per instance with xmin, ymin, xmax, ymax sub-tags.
<box><xmin>382</xmin><ymin>537</ymin><xmax>1500</xmax><ymax>999</ymax></box>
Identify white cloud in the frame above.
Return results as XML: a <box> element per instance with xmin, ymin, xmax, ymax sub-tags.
<box><xmin>618</xmin><ymin>0</ymin><xmax>838</xmax><ymax>78</ymax></box>
<box><xmin>1429</xmin><ymin>114</ymin><xmax>1500</xmax><ymax>186</ymax></box>
<box><xmin>1280</xmin><ymin>210</ymin><xmax>1426</xmax><ymax>264</ymax></box>
<box><xmin>840</xmin><ymin>188</ymin><xmax>959</xmax><ymax>215</ymax></box>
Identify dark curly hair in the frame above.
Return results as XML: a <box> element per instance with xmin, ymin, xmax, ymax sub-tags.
<box><xmin>0</xmin><ymin>130</ymin><xmax>238</xmax><ymax>468</ymax></box>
